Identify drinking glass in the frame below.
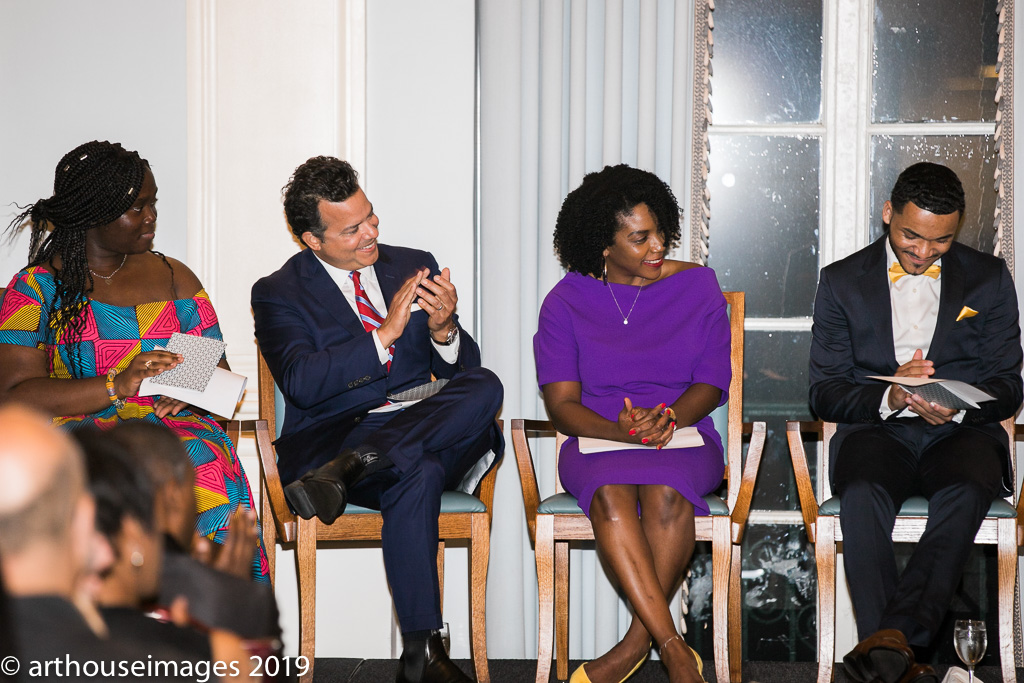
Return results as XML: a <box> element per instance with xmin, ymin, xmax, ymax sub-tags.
<box><xmin>953</xmin><ymin>619</ymin><xmax>987</xmax><ymax>683</ymax></box>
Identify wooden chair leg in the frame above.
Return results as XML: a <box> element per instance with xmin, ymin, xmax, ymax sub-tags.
<box><xmin>535</xmin><ymin>515</ymin><xmax>555</xmax><ymax>683</ymax></box>
<box><xmin>470</xmin><ymin>513</ymin><xmax>491</xmax><ymax>683</ymax></box>
<box><xmin>437</xmin><ymin>541</ymin><xmax>446</xmax><ymax>606</ymax></box>
<box><xmin>816</xmin><ymin>518</ymin><xmax>837</xmax><ymax>683</ymax></box>
<box><xmin>296</xmin><ymin>516</ymin><xmax>318</xmax><ymax>683</ymax></box>
<box><xmin>729</xmin><ymin>540</ymin><xmax>743</xmax><ymax>682</ymax></box>
<box><xmin>711</xmin><ymin>517</ymin><xmax>732</xmax><ymax>683</ymax></box>
<box><xmin>261</xmin><ymin>478</ymin><xmax>277</xmax><ymax>586</ymax></box>
<box><xmin>555</xmin><ymin>539</ymin><xmax>570</xmax><ymax>682</ymax></box>
<box><xmin>997</xmin><ymin>519</ymin><xmax>1016</xmax><ymax>683</ymax></box>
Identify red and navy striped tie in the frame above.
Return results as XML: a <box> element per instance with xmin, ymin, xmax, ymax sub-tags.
<box><xmin>350</xmin><ymin>271</ymin><xmax>393</xmax><ymax>372</ymax></box>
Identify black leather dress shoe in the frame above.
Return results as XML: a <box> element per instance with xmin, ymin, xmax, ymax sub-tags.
<box><xmin>395</xmin><ymin>630</ymin><xmax>472</xmax><ymax>683</ymax></box>
<box><xmin>898</xmin><ymin>663</ymin><xmax>938</xmax><ymax>683</ymax></box>
<box><xmin>842</xmin><ymin>629</ymin><xmax>915</xmax><ymax>683</ymax></box>
<box><xmin>283</xmin><ymin>448</ymin><xmax>367</xmax><ymax>525</ymax></box>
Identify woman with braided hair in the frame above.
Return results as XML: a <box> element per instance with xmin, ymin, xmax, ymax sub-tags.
<box><xmin>0</xmin><ymin>140</ymin><xmax>268</xmax><ymax>582</ymax></box>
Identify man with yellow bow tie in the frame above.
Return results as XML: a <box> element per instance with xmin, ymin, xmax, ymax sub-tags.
<box><xmin>808</xmin><ymin>162</ymin><xmax>1022</xmax><ymax>683</ymax></box>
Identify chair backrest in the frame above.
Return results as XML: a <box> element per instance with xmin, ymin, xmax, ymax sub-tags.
<box><xmin>256</xmin><ymin>347</ymin><xmax>280</xmax><ymax>438</ymax></box>
<box><xmin>543</xmin><ymin>291</ymin><xmax>746</xmax><ymax>505</ymax></box>
<box><xmin>814</xmin><ymin>418</ymin><xmax>1017</xmax><ymax>503</ymax></box>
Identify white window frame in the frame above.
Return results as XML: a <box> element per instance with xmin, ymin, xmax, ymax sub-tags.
<box><xmin>690</xmin><ymin>0</ymin><xmax>1015</xmax><ymax>526</ymax></box>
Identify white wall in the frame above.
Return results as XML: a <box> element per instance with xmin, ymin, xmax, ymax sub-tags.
<box><xmin>0</xmin><ymin>0</ymin><xmax>187</xmax><ymax>284</ymax></box>
<box><xmin>187</xmin><ymin>0</ymin><xmax>477</xmax><ymax>659</ymax></box>
<box><xmin>0</xmin><ymin>0</ymin><xmax>478</xmax><ymax>661</ymax></box>
<box><xmin>365</xmin><ymin>0</ymin><xmax>477</xmax><ymax>334</ymax></box>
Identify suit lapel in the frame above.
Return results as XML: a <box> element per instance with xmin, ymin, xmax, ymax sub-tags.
<box><xmin>859</xmin><ymin>238</ymin><xmax>899</xmax><ymax>369</ymax></box>
<box><xmin>374</xmin><ymin>246</ymin><xmax>401</xmax><ymax>306</ymax></box>
<box><xmin>928</xmin><ymin>245</ymin><xmax>965</xmax><ymax>363</ymax></box>
<box><xmin>299</xmin><ymin>250</ymin><xmax>367</xmax><ymax>339</ymax></box>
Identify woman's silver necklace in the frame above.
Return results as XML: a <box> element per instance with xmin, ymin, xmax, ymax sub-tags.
<box><xmin>90</xmin><ymin>254</ymin><xmax>127</xmax><ymax>285</ymax></box>
<box><xmin>608</xmin><ymin>281</ymin><xmax>644</xmax><ymax>324</ymax></box>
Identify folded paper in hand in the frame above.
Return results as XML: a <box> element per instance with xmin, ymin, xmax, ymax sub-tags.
<box><xmin>149</xmin><ymin>333</ymin><xmax>226</xmax><ymax>391</ymax></box>
<box><xmin>868</xmin><ymin>376</ymin><xmax>995</xmax><ymax>410</ymax></box>
<box><xmin>139</xmin><ymin>367</ymin><xmax>246</xmax><ymax>419</ymax></box>
<box><xmin>138</xmin><ymin>333</ymin><xmax>246</xmax><ymax>418</ymax></box>
<box><xmin>579</xmin><ymin>427</ymin><xmax>704</xmax><ymax>454</ymax></box>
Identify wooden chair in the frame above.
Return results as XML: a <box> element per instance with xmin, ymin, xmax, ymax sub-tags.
<box><xmin>511</xmin><ymin>291</ymin><xmax>766</xmax><ymax>683</ymax></box>
<box><xmin>235</xmin><ymin>347</ymin><xmax>499</xmax><ymax>683</ymax></box>
<box><xmin>786</xmin><ymin>418</ymin><xmax>1023</xmax><ymax>683</ymax></box>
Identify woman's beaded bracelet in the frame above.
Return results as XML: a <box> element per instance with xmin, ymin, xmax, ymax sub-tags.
<box><xmin>105</xmin><ymin>368</ymin><xmax>127</xmax><ymax>410</ymax></box>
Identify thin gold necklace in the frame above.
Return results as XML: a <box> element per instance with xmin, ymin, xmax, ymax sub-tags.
<box><xmin>90</xmin><ymin>254</ymin><xmax>127</xmax><ymax>285</ymax></box>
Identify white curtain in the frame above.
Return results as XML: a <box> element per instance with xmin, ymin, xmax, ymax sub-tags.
<box><xmin>479</xmin><ymin>0</ymin><xmax>697</xmax><ymax>659</ymax></box>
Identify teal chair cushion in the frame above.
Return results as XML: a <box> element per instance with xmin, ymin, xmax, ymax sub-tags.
<box><xmin>342</xmin><ymin>491</ymin><xmax>485</xmax><ymax>515</ymax></box>
<box><xmin>819</xmin><ymin>495</ymin><xmax>1016</xmax><ymax>519</ymax></box>
<box><xmin>537</xmin><ymin>492</ymin><xmax>730</xmax><ymax>516</ymax></box>
<box><xmin>537</xmin><ymin>493</ymin><xmax>584</xmax><ymax>515</ymax></box>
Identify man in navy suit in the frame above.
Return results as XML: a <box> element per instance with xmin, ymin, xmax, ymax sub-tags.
<box><xmin>808</xmin><ymin>163</ymin><xmax>1022</xmax><ymax>683</ymax></box>
<box><xmin>252</xmin><ymin>156</ymin><xmax>503</xmax><ymax>683</ymax></box>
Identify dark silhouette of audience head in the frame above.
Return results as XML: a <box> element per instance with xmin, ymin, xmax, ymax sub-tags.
<box><xmin>0</xmin><ymin>404</ymin><xmax>96</xmax><ymax>599</ymax></box>
<box><xmin>107</xmin><ymin>421</ymin><xmax>197</xmax><ymax>551</ymax></box>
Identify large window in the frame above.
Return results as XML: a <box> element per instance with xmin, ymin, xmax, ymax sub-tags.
<box><xmin>697</xmin><ymin>0</ymin><xmax>1007</xmax><ymax>663</ymax></box>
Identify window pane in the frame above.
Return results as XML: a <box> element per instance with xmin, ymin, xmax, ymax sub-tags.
<box><xmin>873</xmin><ymin>0</ymin><xmax>998</xmax><ymax>123</ymax></box>
<box><xmin>869</xmin><ymin>135</ymin><xmax>999</xmax><ymax>254</ymax></box>
<box><xmin>707</xmin><ymin>136</ymin><xmax>820</xmax><ymax>318</ymax></box>
<box><xmin>711</xmin><ymin>0</ymin><xmax>823</xmax><ymax>124</ymax></box>
<box><xmin>743</xmin><ymin>331</ymin><xmax>814</xmax><ymax>511</ymax></box>
<box><xmin>684</xmin><ymin>527</ymin><xmax>817</xmax><ymax>663</ymax></box>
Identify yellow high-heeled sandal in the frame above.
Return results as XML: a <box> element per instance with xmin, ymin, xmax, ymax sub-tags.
<box><xmin>659</xmin><ymin>635</ymin><xmax>706</xmax><ymax>682</ymax></box>
<box><xmin>569</xmin><ymin>662</ymin><xmax>592</xmax><ymax>683</ymax></box>
<box><xmin>688</xmin><ymin>646</ymin><xmax>704</xmax><ymax>680</ymax></box>
<box><xmin>568</xmin><ymin>645</ymin><xmax>651</xmax><ymax>683</ymax></box>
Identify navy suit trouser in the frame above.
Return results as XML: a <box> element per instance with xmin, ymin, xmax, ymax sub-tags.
<box><xmin>341</xmin><ymin>367</ymin><xmax>504</xmax><ymax>634</ymax></box>
<box><xmin>833</xmin><ymin>422</ymin><xmax>1004</xmax><ymax>647</ymax></box>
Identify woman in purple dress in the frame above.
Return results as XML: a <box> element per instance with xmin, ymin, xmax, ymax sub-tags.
<box><xmin>534</xmin><ymin>165</ymin><xmax>729</xmax><ymax>683</ymax></box>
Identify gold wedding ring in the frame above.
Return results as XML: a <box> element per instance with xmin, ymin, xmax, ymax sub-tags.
<box><xmin>145</xmin><ymin>360</ymin><xmax>152</xmax><ymax>368</ymax></box>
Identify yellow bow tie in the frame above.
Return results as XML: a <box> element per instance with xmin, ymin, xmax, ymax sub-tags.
<box><xmin>888</xmin><ymin>262</ymin><xmax>940</xmax><ymax>283</ymax></box>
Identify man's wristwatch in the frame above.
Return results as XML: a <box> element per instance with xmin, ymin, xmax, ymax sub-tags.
<box><xmin>435</xmin><ymin>325</ymin><xmax>459</xmax><ymax>346</ymax></box>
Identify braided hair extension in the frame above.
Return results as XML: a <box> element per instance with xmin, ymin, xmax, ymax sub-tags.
<box><xmin>151</xmin><ymin>250</ymin><xmax>176</xmax><ymax>297</ymax></box>
<box><xmin>3</xmin><ymin>141</ymin><xmax>149</xmax><ymax>377</ymax></box>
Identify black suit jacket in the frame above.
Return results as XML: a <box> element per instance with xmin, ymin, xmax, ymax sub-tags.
<box><xmin>808</xmin><ymin>237</ymin><xmax>1023</xmax><ymax>491</ymax></box>
<box><xmin>252</xmin><ymin>245</ymin><xmax>481</xmax><ymax>483</ymax></box>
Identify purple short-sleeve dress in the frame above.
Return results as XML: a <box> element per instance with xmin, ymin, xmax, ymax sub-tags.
<box><xmin>533</xmin><ymin>267</ymin><xmax>730</xmax><ymax>517</ymax></box>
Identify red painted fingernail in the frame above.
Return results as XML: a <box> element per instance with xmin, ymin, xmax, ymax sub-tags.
<box><xmin>642</xmin><ymin>438</ymin><xmax>649</xmax><ymax>444</ymax></box>
<box><xmin>658</xmin><ymin>403</ymin><xmax>666</xmax><ymax>409</ymax></box>
<box><xmin>657</xmin><ymin>444</ymin><xmax>663</xmax><ymax>450</ymax></box>
<box><xmin>671</xmin><ymin>421</ymin><xmax>676</xmax><ymax>429</ymax></box>
<box><xmin>629</xmin><ymin>429</ymin><xmax>636</xmax><ymax>436</ymax></box>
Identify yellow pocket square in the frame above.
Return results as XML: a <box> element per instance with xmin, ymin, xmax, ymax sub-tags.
<box><xmin>956</xmin><ymin>306</ymin><xmax>979</xmax><ymax>322</ymax></box>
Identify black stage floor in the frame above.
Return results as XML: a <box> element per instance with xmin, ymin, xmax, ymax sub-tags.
<box><xmin>310</xmin><ymin>658</ymin><xmax>1016</xmax><ymax>682</ymax></box>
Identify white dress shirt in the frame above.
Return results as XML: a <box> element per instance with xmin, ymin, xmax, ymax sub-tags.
<box><xmin>879</xmin><ymin>240</ymin><xmax>963</xmax><ymax>421</ymax></box>
<box><xmin>314</xmin><ymin>254</ymin><xmax>460</xmax><ymax>366</ymax></box>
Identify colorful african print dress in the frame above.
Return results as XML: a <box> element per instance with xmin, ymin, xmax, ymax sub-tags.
<box><xmin>0</xmin><ymin>267</ymin><xmax>269</xmax><ymax>582</ymax></box>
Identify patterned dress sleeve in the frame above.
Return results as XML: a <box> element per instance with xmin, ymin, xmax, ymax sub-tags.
<box><xmin>180</xmin><ymin>290</ymin><xmax>225</xmax><ymax>358</ymax></box>
<box><xmin>0</xmin><ymin>269</ymin><xmax>51</xmax><ymax>350</ymax></box>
